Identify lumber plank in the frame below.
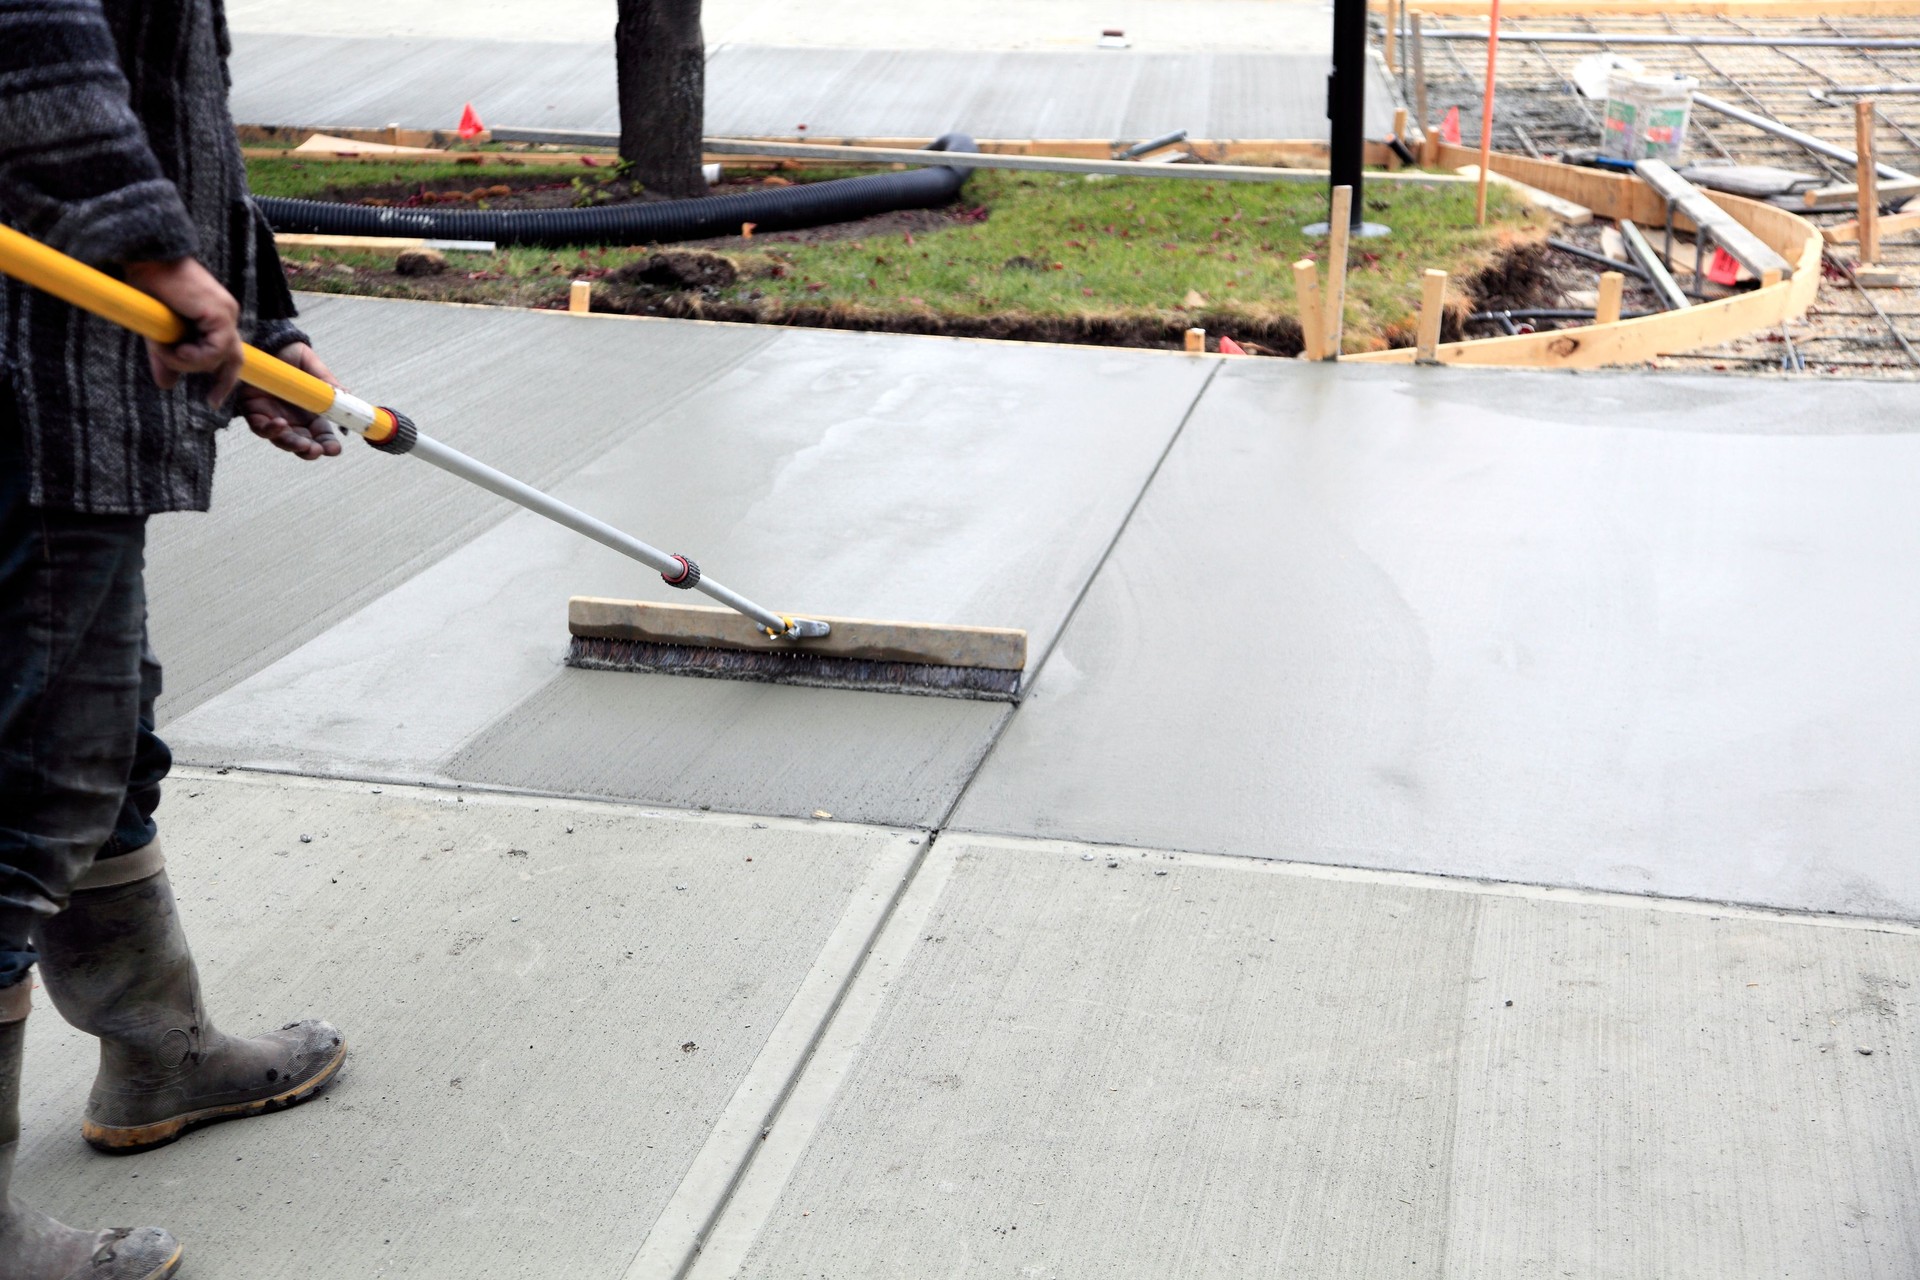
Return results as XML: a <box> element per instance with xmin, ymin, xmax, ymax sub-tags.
<box><xmin>1634</xmin><ymin>159</ymin><xmax>1792</xmax><ymax>279</ymax></box>
<box><xmin>1800</xmin><ymin>175</ymin><xmax>1920</xmax><ymax>209</ymax></box>
<box><xmin>1824</xmin><ymin>208</ymin><xmax>1920</xmax><ymax>241</ymax></box>
<box><xmin>1857</xmin><ymin>101</ymin><xmax>1882</xmax><ymax>263</ymax></box>
<box><xmin>1850</xmin><ymin>263</ymin><xmax>1906</xmax><ymax>286</ymax></box>
<box><xmin>1292</xmin><ymin>260</ymin><xmax>1327</xmax><ymax>360</ymax></box>
<box><xmin>1415</xmin><ymin>270</ymin><xmax>1448</xmax><ymax>362</ymax></box>
<box><xmin>1596</xmin><ymin>270</ymin><xmax>1625</xmax><ymax>325</ymax></box>
<box><xmin>245</xmin><ymin>146</ymin><xmax>621</xmax><ymax>168</ymax></box>
<box><xmin>1323</xmin><ymin>186</ymin><xmax>1353</xmax><ymax>361</ymax></box>
<box><xmin>1455</xmin><ymin>164</ymin><xmax>1593</xmax><ymax>223</ymax></box>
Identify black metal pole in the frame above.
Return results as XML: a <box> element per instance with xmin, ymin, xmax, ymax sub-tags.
<box><xmin>1328</xmin><ymin>0</ymin><xmax>1367</xmax><ymax>226</ymax></box>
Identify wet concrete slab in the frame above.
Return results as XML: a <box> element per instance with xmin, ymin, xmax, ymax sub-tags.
<box><xmin>228</xmin><ymin>36</ymin><xmax>1393</xmax><ymax>138</ymax></box>
<box><xmin>157</xmin><ymin>301</ymin><xmax>1213</xmax><ymax>826</ymax></box>
<box><xmin>953</xmin><ymin>361</ymin><xmax>1920</xmax><ymax>917</ymax></box>
<box><xmin>15</xmin><ymin>771</ymin><xmax>921</xmax><ymax>1280</ymax></box>
<box><xmin>146</xmin><ymin>298</ymin><xmax>778</xmax><ymax>719</ymax></box>
<box><xmin>689</xmin><ymin>834</ymin><xmax>1920</xmax><ymax>1280</ymax></box>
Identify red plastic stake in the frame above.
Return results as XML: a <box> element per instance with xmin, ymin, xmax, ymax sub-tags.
<box><xmin>458</xmin><ymin>102</ymin><xmax>486</xmax><ymax>140</ymax></box>
<box><xmin>1440</xmin><ymin>105</ymin><xmax>1462</xmax><ymax>145</ymax></box>
<box><xmin>1707</xmin><ymin>246</ymin><xmax>1741</xmax><ymax>287</ymax></box>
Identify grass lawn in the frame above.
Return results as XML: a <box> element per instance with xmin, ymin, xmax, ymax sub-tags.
<box><xmin>250</xmin><ymin>155</ymin><xmax>1546</xmax><ymax>354</ymax></box>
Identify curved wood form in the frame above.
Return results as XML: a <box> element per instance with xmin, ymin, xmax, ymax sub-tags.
<box><xmin>1348</xmin><ymin>146</ymin><xmax>1823</xmax><ymax>368</ymax></box>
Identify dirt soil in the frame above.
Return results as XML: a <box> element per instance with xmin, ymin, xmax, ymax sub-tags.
<box><xmin>287</xmin><ymin>234</ymin><xmax>1554</xmax><ymax>357</ymax></box>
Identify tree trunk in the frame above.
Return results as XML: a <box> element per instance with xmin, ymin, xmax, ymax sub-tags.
<box><xmin>615</xmin><ymin>0</ymin><xmax>707</xmax><ymax>199</ymax></box>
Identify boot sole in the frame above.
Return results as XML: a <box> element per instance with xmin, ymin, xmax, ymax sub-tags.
<box><xmin>82</xmin><ymin>1038</ymin><xmax>348</xmax><ymax>1154</ymax></box>
<box><xmin>147</xmin><ymin>1243</ymin><xmax>184</xmax><ymax>1279</ymax></box>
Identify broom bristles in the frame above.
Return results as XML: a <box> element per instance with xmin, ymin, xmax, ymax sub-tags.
<box><xmin>565</xmin><ymin>635</ymin><xmax>1023</xmax><ymax>701</ymax></box>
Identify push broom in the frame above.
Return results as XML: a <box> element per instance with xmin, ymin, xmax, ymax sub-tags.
<box><xmin>0</xmin><ymin>225</ymin><xmax>1026</xmax><ymax>699</ymax></box>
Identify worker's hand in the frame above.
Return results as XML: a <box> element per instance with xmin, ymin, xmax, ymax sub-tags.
<box><xmin>239</xmin><ymin>343</ymin><xmax>344</xmax><ymax>460</ymax></box>
<box><xmin>124</xmin><ymin>257</ymin><xmax>245</xmax><ymax>406</ymax></box>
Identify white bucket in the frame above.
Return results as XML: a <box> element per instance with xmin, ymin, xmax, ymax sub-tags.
<box><xmin>1601</xmin><ymin>73</ymin><xmax>1698</xmax><ymax>163</ymax></box>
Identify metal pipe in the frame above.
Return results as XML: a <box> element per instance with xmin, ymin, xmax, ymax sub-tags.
<box><xmin>1548</xmin><ymin>237</ymin><xmax>1650</xmax><ymax>280</ymax></box>
<box><xmin>1116</xmin><ymin>129</ymin><xmax>1188</xmax><ymax>159</ymax></box>
<box><xmin>1423</xmin><ymin>30</ymin><xmax>1920</xmax><ymax>49</ymax></box>
<box><xmin>1814</xmin><ymin>84</ymin><xmax>1920</xmax><ymax>97</ymax></box>
<box><xmin>1467</xmin><ymin>308</ymin><xmax>1657</xmax><ymax>320</ymax></box>
<box><xmin>1690</xmin><ymin>92</ymin><xmax>1914</xmax><ymax>181</ymax></box>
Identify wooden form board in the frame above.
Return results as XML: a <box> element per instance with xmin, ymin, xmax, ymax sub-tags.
<box><xmin>240</xmin><ymin>131</ymin><xmax>1398</xmax><ymax>169</ymax></box>
<box><xmin>1351</xmin><ymin>150</ymin><xmax>1823</xmax><ymax>367</ymax></box>
<box><xmin>243</xmin><ymin>147</ymin><xmax>620</xmax><ymax>167</ymax></box>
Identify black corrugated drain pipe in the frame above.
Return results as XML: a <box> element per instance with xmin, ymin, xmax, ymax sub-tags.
<box><xmin>257</xmin><ymin>134</ymin><xmax>977</xmax><ymax>249</ymax></box>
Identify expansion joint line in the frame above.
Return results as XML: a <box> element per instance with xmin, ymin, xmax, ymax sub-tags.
<box><xmin>935</xmin><ymin>359</ymin><xmax>1224</xmax><ymax>835</ymax></box>
<box><xmin>636</xmin><ymin>830</ymin><xmax>939</xmax><ymax>1280</ymax></box>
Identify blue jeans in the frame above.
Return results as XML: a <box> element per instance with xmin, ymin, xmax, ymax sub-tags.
<box><xmin>0</xmin><ymin>396</ymin><xmax>166</xmax><ymax>989</ymax></box>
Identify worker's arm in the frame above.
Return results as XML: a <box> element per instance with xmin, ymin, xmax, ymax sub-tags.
<box><xmin>0</xmin><ymin>0</ymin><xmax>242</xmax><ymax>401</ymax></box>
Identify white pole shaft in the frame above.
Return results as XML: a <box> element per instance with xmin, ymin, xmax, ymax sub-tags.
<box><xmin>405</xmin><ymin>433</ymin><xmax>792</xmax><ymax>633</ymax></box>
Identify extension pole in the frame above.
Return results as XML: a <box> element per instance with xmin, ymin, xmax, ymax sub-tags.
<box><xmin>0</xmin><ymin>223</ymin><xmax>827</xmax><ymax>642</ymax></box>
<box><xmin>1475</xmin><ymin>0</ymin><xmax>1502</xmax><ymax>225</ymax></box>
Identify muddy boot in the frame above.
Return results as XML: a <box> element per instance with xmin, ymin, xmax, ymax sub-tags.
<box><xmin>33</xmin><ymin>863</ymin><xmax>345</xmax><ymax>1154</ymax></box>
<box><xmin>0</xmin><ymin>984</ymin><xmax>182</xmax><ymax>1279</ymax></box>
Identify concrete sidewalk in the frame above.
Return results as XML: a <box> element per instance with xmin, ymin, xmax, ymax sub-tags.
<box><xmin>229</xmin><ymin>36</ymin><xmax>1392</xmax><ymax>140</ymax></box>
<box><xmin>14</xmin><ymin>306</ymin><xmax>1916</xmax><ymax>1277</ymax></box>
<box><xmin>17</xmin><ymin>774</ymin><xmax>1918</xmax><ymax>1279</ymax></box>
<box><xmin>225</xmin><ymin>0</ymin><xmax>1333</xmax><ymax>53</ymax></box>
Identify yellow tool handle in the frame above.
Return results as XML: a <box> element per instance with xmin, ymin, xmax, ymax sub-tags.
<box><xmin>0</xmin><ymin>222</ymin><xmax>336</xmax><ymax>415</ymax></box>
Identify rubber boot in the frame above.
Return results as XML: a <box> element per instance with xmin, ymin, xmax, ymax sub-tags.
<box><xmin>32</xmin><ymin>868</ymin><xmax>345</xmax><ymax>1154</ymax></box>
<box><xmin>0</xmin><ymin>985</ymin><xmax>182</xmax><ymax>1279</ymax></box>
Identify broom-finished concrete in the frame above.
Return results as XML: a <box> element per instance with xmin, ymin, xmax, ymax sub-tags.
<box><xmin>228</xmin><ymin>36</ymin><xmax>1397</xmax><ymax>140</ymax></box>
<box><xmin>225</xmin><ymin>0</ymin><xmax>1333</xmax><ymax>52</ymax></box>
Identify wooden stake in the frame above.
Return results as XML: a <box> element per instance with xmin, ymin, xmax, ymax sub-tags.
<box><xmin>1323</xmin><ymin>185</ymin><xmax>1353</xmax><ymax>361</ymax></box>
<box><xmin>1184</xmin><ymin>327</ymin><xmax>1207</xmax><ymax>353</ymax></box>
<box><xmin>1856</xmin><ymin>100</ymin><xmax>1880</xmax><ymax>265</ymax></box>
<box><xmin>569</xmin><ymin>280</ymin><xmax>592</xmax><ymax>313</ymax></box>
<box><xmin>1413</xmin><ymin>12</ymin><xmax>1430</xmax><ymax>151</ymax></box>
<box><xmin>1596</xmin><ymin>270</ymin><xmax>1624</xmax><ymax>325</ymax></box>
<box><xmin>1385</xmin><ymin>0</ymin><xmax>1399</xmax><ymax>71</ymax></box>
<box><xmin>1475</xmin><ymin>0</ymin><xmax>1503</xmax><ymax>224</ymax></box>
<box><xmin>1415</xmin><ymin>269</ymin><xmax>1448</xmax><ymax>363</ymax></box>
<box><xmin>1292</xmin><ymin>259</ymin><xmax>1326</xmax><ymax>360</ymax></box>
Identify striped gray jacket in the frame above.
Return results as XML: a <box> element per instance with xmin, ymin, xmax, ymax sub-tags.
<box><xmin>0</xmin><ymin>0</ymin><xmax>307</xmax><ymax>515</ymax></box>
